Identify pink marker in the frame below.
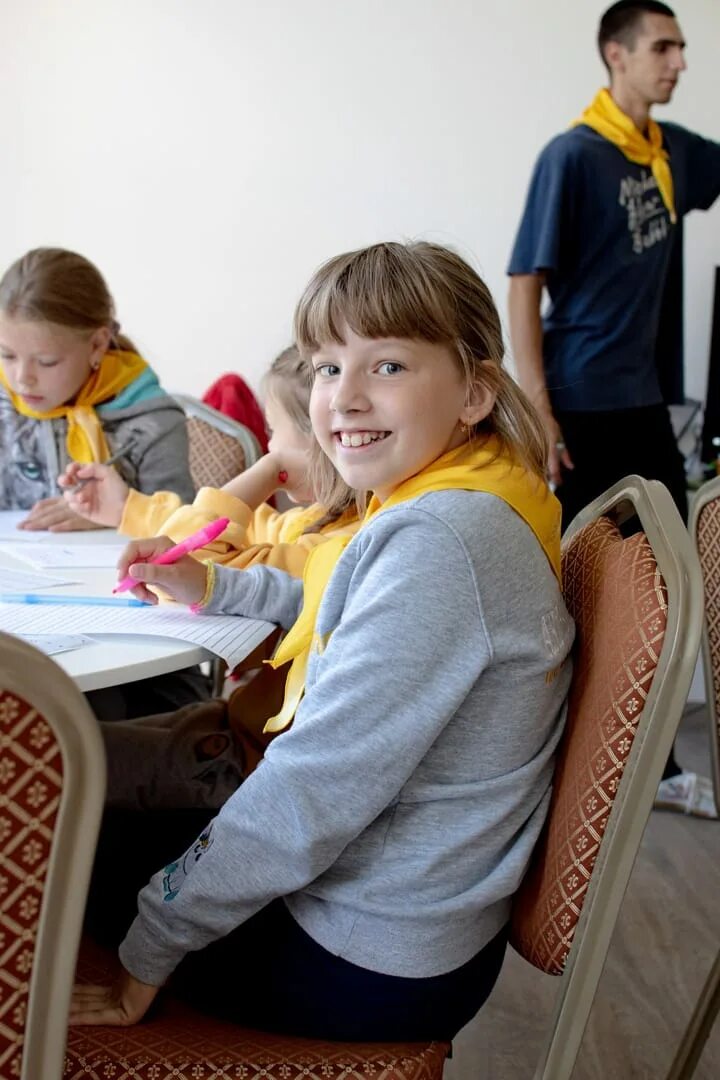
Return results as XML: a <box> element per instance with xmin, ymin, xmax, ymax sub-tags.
<box><xmin>113</xmin><ymin>516</ymin><xmax>231</xmax><ymax>594</ymax></box>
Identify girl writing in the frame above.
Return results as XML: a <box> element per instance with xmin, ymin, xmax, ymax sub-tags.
<box><xmin>72</xmin><ymin>242</ymin><xmax>574</xmax><ymax>1042</ymax></box>
<box><xmin>0</xmin><ymin>247</ymin><xmax>193</xmax><ymax>529</ymax></box>
<box><xmin>67</xmin><ymin>346</ymin><xmax>360</xmax><ymax>806</ymax></box>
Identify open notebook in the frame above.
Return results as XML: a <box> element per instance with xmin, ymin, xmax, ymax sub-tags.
<box><xmin>0</xmin><ymin>601</ymin><xmax>274</xmax><ymax>672</ymax></box>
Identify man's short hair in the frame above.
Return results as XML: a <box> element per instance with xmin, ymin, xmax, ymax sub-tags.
<box><xmin>598</xmin><ymin>1</ymin><xmax>676</xmax><ymax>70</ymax></box>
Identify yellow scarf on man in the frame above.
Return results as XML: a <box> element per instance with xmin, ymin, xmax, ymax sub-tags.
<box><xmin>573</xmin><ymin>88</ymin><xmax>676</xmax><ymax>224</ymax></box>
<box><xmin>264</xmin><ymin>438</ymin><xmax>561</xmax><ymax>734</ymax></box>
<box><xmin>0</xmin><ymin>349</ymin><xmax>147</xmax><ymax>462</ymax></box>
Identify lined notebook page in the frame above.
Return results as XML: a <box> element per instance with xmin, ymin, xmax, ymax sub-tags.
<box><xmin>0</xmin><ymin>603</ymin><xmax>274</xmax><ymax>671</ymax></box>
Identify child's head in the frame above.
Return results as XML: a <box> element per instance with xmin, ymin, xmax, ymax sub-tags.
<box><xmin>294</xmin><ymin>241</ymin><xmax>547</xmax><ymax>504</ymax></box>
<box><xmin>0</xmin><ymin>247</ymin><xmax>135</xmax><ymax>411</ymax></box>
<box><xmin>262</xmin><ymin>345</ymin><xmax>356</xmax><ymax>518</ymax></box>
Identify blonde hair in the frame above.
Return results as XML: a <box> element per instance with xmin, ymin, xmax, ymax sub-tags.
<box><xmin>294</xmin><ymin>241</ymin><xmax>548</xmax><ymax>508</ymax></box>
<box><xmin>263</xmin><ymin>345</ymin><xmax>357</xmax><ymax>530</ymax></box>
<box><xmin>0</xmin><ymin>247</ymin><xmax>137</xmax><ymax>352</ymax></box>
<box><xmin>262</xmin><ymin>345</ymin><xmax>313</xmax><ymax>436</ymax></box>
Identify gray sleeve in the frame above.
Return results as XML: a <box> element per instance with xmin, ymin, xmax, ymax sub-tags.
<box><xmin>118</xmin><ymin>508</ymin><xmax>491</xmax><ymax>984</ymax></box>
<box><xmin>110</xmin><ymin>403</ymin><xmax>195</xmax><ymax>502</ymax></box>
<box><xmin>203</xmin><ymin>563</ymin><xmax>304</xmax><ymax>629</ymax></box>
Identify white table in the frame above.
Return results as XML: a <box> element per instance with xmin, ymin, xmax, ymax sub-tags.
<box><xmin>0</xmin><ymin>512</ymin><xmax>273</xmax><ymax>691</ymax></box>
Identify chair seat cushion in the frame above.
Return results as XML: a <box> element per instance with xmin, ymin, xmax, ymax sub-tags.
<box><xmin>65</xmin><ymin>939</ymin><xmax>449</xmax><ymax>1080</ymax></box>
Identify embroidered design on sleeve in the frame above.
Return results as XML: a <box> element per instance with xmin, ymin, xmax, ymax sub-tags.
<box><xmin>162</xmin><ymin>821</ymin><xmax>215</xmax><ymax>902</ymax></box>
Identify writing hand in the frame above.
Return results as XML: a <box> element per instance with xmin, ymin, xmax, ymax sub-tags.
<box><xmin>69</xmin><ymin>967</ymin><xmax>160</xmax><ymax>1027</ymax></box>
<box><xmin>118</xmin><ymin>536</ymin><xmax>209</xmax><ymax>606</ymax></box>
<box><xmin>59</xmin><ymin>462</ymin><xmax>129</xmax><ymax>527</ymax></box>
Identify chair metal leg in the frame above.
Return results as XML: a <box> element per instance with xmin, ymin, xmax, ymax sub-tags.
<box><xmin>666</xmin><ymin>948</ymin><xmax>720</xmax><ymax>1080</ymax></box>
<box><xmin>211</xmin><ymin>658</ymin><xmax>228</xmax><ymax>697</ymax></box>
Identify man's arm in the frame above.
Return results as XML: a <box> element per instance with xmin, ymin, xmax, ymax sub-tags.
<box><xmin>508</xmin><ymin>272</ymin><xmax>573</xmax><ymax>487</ymax></box>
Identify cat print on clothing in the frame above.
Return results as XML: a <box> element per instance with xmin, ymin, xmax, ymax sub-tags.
<box><xmin>0</xmin><ymin>392</ymin><xmax>54</xmax><ymax>509</ymax></box>
<box><xmin>162</xmin><ymin>822</ymin><xmax>215</xmax><ymax>902</ymax></box>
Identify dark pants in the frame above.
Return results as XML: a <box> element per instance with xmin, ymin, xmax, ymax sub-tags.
<box><xmin>554</xmin><ymin>403</ymin><xmax>688</xmax><ymax>532</ymax></box>
<box><xmin>85</xmin><ymin>807</ymin><xmax>507</xmax><ymax>1042</ymax></box>
<box><xmin>85</xmin><ymin>665</ymin><xmax>212</xmax><ymax>722</ymax></box>
<box><xmin>555</xmin><ymin>402</ymin><xmax>686</xmax><ymax>780</ymax></box>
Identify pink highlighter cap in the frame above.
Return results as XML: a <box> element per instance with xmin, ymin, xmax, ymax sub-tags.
<box><xmin>113</xmin><ymin>516</ymin><xmax>231</xmax><ymax>595</ymax></box>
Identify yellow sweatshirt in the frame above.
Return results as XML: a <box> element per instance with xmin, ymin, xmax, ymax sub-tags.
<box><xmin>120</xmin><ymin>486</ymin><xmax>360</xmax><ymax>767</ymax></box>
<box><xmin>120</xmin><ymin>486</ymin><xmax>360</xmax><ymax>578</ymax></box>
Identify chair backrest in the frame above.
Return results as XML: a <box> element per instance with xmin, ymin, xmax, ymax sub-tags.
<box><xmin>510</xmin><ymin>476</ymin><xmax>704</xmax><ymax>1080</ymax></box>
<box><xmin>0</xmin><ymin>633</ymin><xmax>105</xmax><ymax>1080</ymax></box>
<box><xmin>689</xmin><ymin>474</ymin><xmax>720</xmax><ymax>812</ymax></box>
<box><xmin>172</xmin><ymin>393</ymin><xmax>263</xmax><ymax>489</ymax></box>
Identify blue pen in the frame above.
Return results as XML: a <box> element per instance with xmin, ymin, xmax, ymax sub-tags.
<box><xmin>0</xmin><ymin>592</ymin><xmax>149</xmax><ymax>608</ymax></box>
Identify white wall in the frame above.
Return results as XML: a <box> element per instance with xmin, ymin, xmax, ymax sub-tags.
<box><xmin>1</xmin><ymin>0</ymin><xmax>718</xmax><ymax>399</ymax></box>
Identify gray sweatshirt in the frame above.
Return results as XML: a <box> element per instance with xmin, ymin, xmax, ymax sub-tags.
<box><xmin>0</xmin><ymin>383</ymin><xmax>194</xmax><ymax>509</ymax></box>
<box><xmin>120</xmin><ymin>490</ymin><xmax>574</xmax><ymax>984</ymax></box>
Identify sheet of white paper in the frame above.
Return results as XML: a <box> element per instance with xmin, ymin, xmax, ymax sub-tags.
<box><xmin>0</xmin><ymin>543</ymin><xmax>126</xmax><ymax>570</ymax></box>
<box><xmin>17</xmin><ymin>633</ymin><xmax>96</xmax><ymax>656</ymax></box>
<box><xmin>0</xmin><ymin>602</ymin><xmax>273</xmax><ymax>671</ymax></box>
<box><xmin>0</xmin><ymin>567</ymin><xmax>80</xmax><ymax>590</ymax></box>
<box><xmin>0</xmin><ymin>511</ymin><xmax>49</xmax><ymax>543</ymax></box>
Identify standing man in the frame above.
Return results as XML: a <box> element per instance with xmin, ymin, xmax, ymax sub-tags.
<box><xmin>508</xmin><ymin>1</ymin><xmax>720</xmax><ymax>817</ymax></box>
<box><xmin>508</xmin><ymin>0</ymin><xmax>720</xmax><ymax>526</ymax></box>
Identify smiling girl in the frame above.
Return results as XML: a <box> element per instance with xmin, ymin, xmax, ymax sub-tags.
<box><xmin>72</xmin><ymin>241</ymin><xmax>574</xmax><ymax>1043</ymax></box>
<box><xmin>0</xmin><ymin>247</ymin><xmax>193</xmax><ymax>529</ymax></box>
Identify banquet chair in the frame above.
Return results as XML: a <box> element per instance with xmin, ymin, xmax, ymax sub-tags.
<box><xmin>63</xmin><ymin>476</ymin><xmax>702</xmax><ymax>1080</ymax></box>
<box><xmin>661</xmin><ymin>477</ymin><xmax>720</xmax><ymax>1079</ymax></box>
<box><xmin>172</xmin><ymin>394</ymin><xmax>264</xmax><ymax>691</ymax></box>
<box><xmin>0</xmin><ymin>632</ymin><xmax>105</xmax><ymax>1080</ymax></box>
<box><xmin>173</xmin><ymin>393</ymin><xmax>263</xmax><ymax>489</ymax></box>
<box><xmin>510</xmin><ymin>475</ymin><xmax>704</xmax><ymax>1080</ymax></box>
<box><xmin>689</xmin><ymin>474</ymin><xmax>720</xmax><ymax>812</ymax></box>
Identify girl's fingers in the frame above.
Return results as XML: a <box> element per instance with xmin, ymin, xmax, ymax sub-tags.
<box><xmin>69</xmin><ymin>1004</ymin><xmax>125</xmax><ymax>1026</ymax></box>
<box><xmin>71</xmin><ymin>983</ymin><xmax>114</xmax><ymax>1003</ymax></box>
<box><xmin>127</xmin><ymin>581</ymin><xmax>159</xmax><ymax>604</ymax></box>
<box><xmin>23</xmin><ymin>501</ymin><xmax>77</xmax><ymax>530</ymax></box>
<box><xmin>116</xmin><ymin>538</ymin><xmax>175</xmax><ymax>578</ymax></box>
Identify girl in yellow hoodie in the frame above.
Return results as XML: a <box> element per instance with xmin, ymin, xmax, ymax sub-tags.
<box><xmin>61</xmin><ymin>345</ymin><xmax>358</xmax><ymax>575</ymax></box>
<box><xmin>61</xmin><ymin>346</ymin><xmax>359</xmax><ymax>807</ymax></box>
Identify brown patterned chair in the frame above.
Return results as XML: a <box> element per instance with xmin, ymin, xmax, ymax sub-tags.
<box><xmin>172</xmin><ymin>393</ymin><xmax>263</xmax><ymax>490</ymax></box>
<box><xmin>0</xmin><ymin>632</ymin><xmax>105</xmax><ymax>1080</ymax></box>
<box><xmin>689</xmin><ymin>475</ymin><xmax>720</xmax><ymax>813</ymax></box>
<box><xmin>172</xmin><ymin>393</ymin><xmax>263</xmax><ymax>691</ymax></box>
<box><xmin>62</xmin><ymin>476</ymin><xmax>701</xmax><ymax>1080</ymax></box>
<box><xmin>511</xmin><ymin>475</ymin><xmax>704</xmax><ymax>1079</ymax></box>
<box><xmin>663</xmin><ymin>478</ymin><xmax>720</xmax><ymax>1079</ymax></box>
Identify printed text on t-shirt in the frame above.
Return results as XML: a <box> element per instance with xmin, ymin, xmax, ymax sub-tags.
<box><xmin>618</xmin><ymin>170</ymin><xmax>670</xmax><ymax>255</ymax></box>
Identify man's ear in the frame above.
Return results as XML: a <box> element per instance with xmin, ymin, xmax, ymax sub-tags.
<box><xmin>604</xmin><ymin>39</ymin><xmax>626</xmax><ymax>76</ymax></box>
<box><xmin>461</xmin><ymin>380</ymin><xmax>496</xmax><ymax>428</ymax></box>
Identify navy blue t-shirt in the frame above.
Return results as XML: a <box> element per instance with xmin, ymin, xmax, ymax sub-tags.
<box><xmin>508</xmin><ymin>123</ymin><xmax>720</xmax><ymax>411</ymax></box>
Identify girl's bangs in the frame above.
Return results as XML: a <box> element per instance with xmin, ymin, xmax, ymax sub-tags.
<box><xmin>295</xmin><ymin>248</ymin><xmax>456</xmax><ymax>353</ymax></box>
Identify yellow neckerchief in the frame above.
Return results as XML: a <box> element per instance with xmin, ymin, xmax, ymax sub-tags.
<box><xmin>0</xmin><ymin>349</ymin><xmax>147</xmax><ymax>462</ymax></box>
<box><xmin>572</xmin><ymin>87</ymin><xmax>676</xmax><ymax>224</ymax></box>
<box><xmin>264</xmin><ymin>438</ymin><xmax>561</xmax><ymax>734</ymax></box>
<box><xmin>282</xmin><ymin>504</ymin><xmax>359</xmax><ymax>544</ymax></box>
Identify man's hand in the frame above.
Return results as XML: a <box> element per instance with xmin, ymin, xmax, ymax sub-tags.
<box><xmin>59</xmin><ymin>462</ymin><xmax>130</xmax><ymax>527</ymax></box>
<box><xmin>18</xmin><ymin>497</ymin><xmax>105</xmax><ymax>532</ymax></box>
<box><xmin>117</xmin><ymin>536</ymin><xmax>209</xmax><ymax>606</ymax></box>
<box><xmin>69</xmin><ymin>967</ymin><xmax>160</xmax><ymax>1027</ymax></box>
<box><xmin>538</xmin><ymin>407</ymin><xmax>574</xmax><ymax>488</ymax></box>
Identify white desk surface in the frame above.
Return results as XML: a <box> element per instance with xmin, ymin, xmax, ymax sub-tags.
<box><xmin>0</xmin><ymin>513</ymin><xmax>273</xmax><ymax>692</ymax></box>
